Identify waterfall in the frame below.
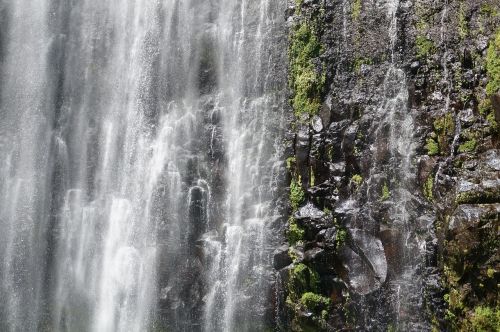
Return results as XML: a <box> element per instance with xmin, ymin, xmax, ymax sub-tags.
<box><xmin>0</xmin><ymin>1</ymin><xmax>52</xmax><ymax>330</ymax></box>
<box><xmin>0</xmin><ymin>0</ymin><xmax>287</xmax><ymax>331</ymax></box>
<box><xmin>340</xmin><ymin>1</ymin><xmax>432</xmax><ymax>330</ymax></box>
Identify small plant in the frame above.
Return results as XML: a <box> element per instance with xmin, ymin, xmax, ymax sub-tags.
<box><xmin>310</xmin><ymin>167</ymin><xmax>315</xmax><ymax>187</ymax></box>
<box><xmin>416</xmin><ymin>35</ymin><xmax>435</xmax><ymax>58</ymax></box>
<box><xmin>288</xmin><ymin>217</ymin><xmax>304</xmax><ymax>245</ymax></box>
<box><xmin>458</xmin><ymin>139</ymin><xmax>477</xmax><ymax>153</ymax></box>
<box><xmin>486</xmin><ymin>29</ymin><xmax>500</xmax><ymax>96</ymax></box>
<box><xmin>352</xmin><ymin>0</ymin><xmax>361</xmax><ymax>20</ymax></box>
<box><xmin>288</xmin><ymin>248</ymin><xmax>301</xmax><ymax>262</ymax></box>
<box><xmin>327</xmin><ymin>146</ymin><xmax>334</xmax><ymax>160</ymax></box>
<box><xmin>336</xmin><ymin>228</ymin><xmax>347</xmax><ymax>247</ymax></box>
<box><xmin>351</xmin><ymin>174</ymin><xmax>363</xmax><ymax>187</ymax></box>
<box><xmin>286</xmin><ymin>156</ymin><xmax>296</xmax><ymax>170</ymax></box>
<box><xmin>353</xmin><ymin>57</ymin><xmax>372</xmax><ymax>73</ymax></box>
<box><xmin>381</xmin><ymin>182</ymin><xmax>390</xmax><ymax>200</ymax></box>
<box><xmin>434</xmin><ymin>113</ymin><xmax>454</xmax><ymax>133</ymax></box>
<box><xmin>289</xmin><ymin>21</ymin><xmax>324</xmax><ymax>118</ymax></box>
<box><xmin>288</xmin><ymin>263</ymin><xmax>320</xmax><ymax>299</ymax></box>
<box><xmin>290</xmin><ymin>176</ymin><xmax>305</xmax><ymax>211</ymax></box>
<box><xmin>469</xmin><ymin>306</ymin><xmax>500</xmax><ymax>332</ymax></box>
<box><xmin>425</xmin><ymin>138</ymin><xmax>439</xmax><ymax>156</ymax></box>
<box><xmin>433</xmin><ymin>113</ymin><xmax>455</xmax><ymax>155</ymax></box>
<box><xmin>458</xmin><ymin>3</ymin><xmax>468</xmax><ymax>39</ymax></box>
<box><xmin>424</xmin><ymin>175</ymin><xmax>433</xmax><ymax>201</ymax></box>
<box><xmin>300</xmin><ymin>292</ymin><xmax>330</xmax><ymax>312</ymax></box>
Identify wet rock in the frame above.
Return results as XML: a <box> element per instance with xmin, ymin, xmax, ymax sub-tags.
<box><xmin>459</xmin><ymin>108</ymin><xmax>475</xmax><ymax>126</ymax></box>
<box><xmin>462</xmin><ymin>159</ymin><xmax>478</xmax><ymax>170</ymax></box>
<box><xmin>341</xmin><ymin>229</ymin><xmax>387</xmax><ymax>295</ymax></box>
<box><xmin>484</xmin><ymin>149</ymin><xmax>500</xmax><ymax>171</ymax></box>
<box><xmin>294</xmin><ymin>203</ymin><xmax>331</xmax><ymax>240</ymax></box>
<box><xmin>449</xmin><ymin>204</ymin><xmax>500</xmax><ymax>231</ymax></box>
<box><xmin>311</xmin><ymin>115</ymin><xmax>323</xmax><ymax>132</ymax></box>
<box><xmin>491</xmin><ymin>92</ymin><xmax>500</xmax><ymax>121</ymax></box>
<box><xmin>296</xmin><ymin>202</ymin><xmax>325</xmax><ymax>220</ymax></box>
<box><xmin>342</xmin><ymin>123</ymin><xmax>358</xmax><ymax>152</ymax></box>
<box><xmin>410</xmin><ymin>61</ymin><xmax>420</xmax><ymax>73</ymax></box>
<box><xmin>304</xmin><ymin>247</ymin><xmax>324</xmax><ymax>262</ymax></box>
<box><xmin>329</xmin><ymin>162</ymin><xmax>346</xmax><ymax>176</ymax></box>
<box><xmin>273</xmin><ymin>244</ymin><xmax>293</xmax><ymax>270</ymax></box>
<box><xmin>476</xmin><ymin>35</ymin><xmax>489</xmax><ymax>52</ymax></box>
<box><xmin>283</xmin><ymin>0</ymin><xmax>499</xmax><ymax>329</ymax></box>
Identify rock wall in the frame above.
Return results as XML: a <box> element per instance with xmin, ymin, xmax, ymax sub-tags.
<box><xmin>275</xmin><ymin>0</ymin><xmax>499</xmax><ymax>331</ymax></box>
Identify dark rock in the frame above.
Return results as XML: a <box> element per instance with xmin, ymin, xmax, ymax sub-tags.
<box><xmin>304</xmin><ymin>247</ymin><xmax>324</xmax><ymax>262</ymax></box>
<box><xmin>340</xmin><ymin>229</ymin><xmax>387</xmax><ymax>295</ymax></box>
<box><xmin>273</xmin><ymin>244</ymin><xmax>293</xmax><ymax>270</ymax></box>
<box><xmin>449</xmin><ymin>204</ymin><xmax>500</xmax><ymax>231</ymax></box>
<box><xmin>491</xmin><ymin>92</ymin><xmax>500</xmax><ymax>122</ymax></box>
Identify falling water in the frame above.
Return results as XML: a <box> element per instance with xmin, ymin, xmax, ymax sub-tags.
<box><xmin>343</xmin><ymin>0</ymin><xmax>431</xmax><ymax>330</ymax></box>
<box><xmin>202</xmin><ymin>1</ymin><xmax>287</xmax><ymax>330</ymax></box>
<box><xmin>0</xmin><ymin>0</ymin><xmax>287</xmax><ymax>331</ymax></box>
<box><xmin>0</xmin><ymin>1</ymin><xmax>53</xmax><ymax>330</ymax></box>
<box><xmin>435</xmin><ymin>0</ymin><xmax>461</xmax><ymax>188</ymax></box>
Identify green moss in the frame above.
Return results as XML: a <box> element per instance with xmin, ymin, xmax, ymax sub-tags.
<box><xmin>434</xmin><ymin>113</ymin><xmax>454</xmax><ymax>133</ymax></box>
<box><xmin>479</xmin><ymin>98</ymin><xmax>492</xmax><ymax>117</ymax></box>
<box><xmin>288</xmin><ymin>217</ymin><xmax>305</xmax><ymax>245</ymax></box>
<box><xmin>449</xmin><ymin>288</ymin><xmax>465</xmax><ymax>311</ymax></box>
<box><xmin>426</xmin><ymin>138</ymin><xmax>439</xmax><ymax>155</ymax></box>
<box><xmin>469</xmin><ymin>306</ymin><xmax>500</xmax><ymax>332</ymax></box>
<box><xmin>423</xmin><ymin>175</ymin><xmax>434</xmax><ymax>201</ymax></box>
<box><xmin>353</xmin><ymin>56</ymin><xmax>372</xmax><ymax>73</ymax></box>
<box><xmin>293</xmin><ymin>67</ymin><xmax>323</xmax><ymax>116</ymax></box>
<box><xmin>294</xmin><ymin>0</ymin><xmax>303</xmax><ymax>9</ymax></box>
<box><xmin>321</xmin><ymin>310</ymin><xmax>328</xmax><ymax>321</ymax></box>
<box><xmin>289</xmin><ymin>22</ymin><xmax>324</xmax><ymax>118</ymax></box>
<box><xmin>290</xmin><ymin>175</ymin><xmax>305</xmax><ymax>211</ymax></box>
<box><xmin>458</xmin><ymin>138</ymin><xmax>477</xmax><ymax>153</ymax></box>
<box><xmin>289</xmin><ymin>248</ymin><xmax>301</xmax><ymax>263</ymax></box>
<box><xmin>416</xmin><ymin>35</ymin><xmax>436</xmax><ymax>59</ymax></box>
<box><xmin>352</xmin><ymin>0</ymin><xmax>361</xmax><ymax>20</ymax></box>
<box><xmin>336</xmin><ymin>228</ymin><xmax>347</xmax><ymax>247</ymax></box>
<box><xmin>479</xmin><ymin>99</ymin><xmax>499</xmax><ymax>133</ymax></box>
<box><xmin>286</xmin><ymin>263</ymin><xmax>330</xmax><ymax>332</ymax></box>
<box><xmin>433</xmin><ymin>113</ymin><xmax>455</xmax><ymax>155</ymax></box>
<box><xmin>351</xmin><ymin>174</ymin><xmax>363</xmax><ymax>187</ymax></box>
<box><xmin>286</xmin><ymin>156</ymin><xmax>296</xmax><ymax>170</ymax></box>
<box><xmin>381</xmin><ymin>182</ymin><xmax>390</xmax><ymax>201</ymax></box>
<box><xmin>300</xmin><ymin>292</ymin><xmax>330</xmax><ymax>312</ymax></box>
<box><xmin>288</xmin><ymin>263</ymin><xmax>320</xmax><ymax>302</ymax></box>
<box><xmin>415</xmin><ymin>4</ymin><xmax>430</xmax><ymax>33</ymax></box>
<box><xmin>480</xmin><ymin>4</ymin><xmax>498</xmax><ymax>17</ymax></box>
<box><xmin>486</xmin><ymin>29</ymin><xmax>500</xmax><ymax>96</ymax></box>
<box><xmin>327</xmin><ymin>146</ymin><xmax>334</xmax><ymax>161</ymax></box>
<box><xmin>310</xmin><ymin>167</ymin><xmax>315</xmax><ymax>187</ymax></box>
<box><xmin>455</xmin><ymin>187</ymin><xmax>500</xmax><ymax>204</ymax></box>
<box><xmin>458</xmin><ymin>2</ymin><xmax>468</xmax><ymax>39</ymax></box>
<box><xmin>486</xmin><ymin>110</ymin><xmax>499</xmax><ymax>132</ymax></box>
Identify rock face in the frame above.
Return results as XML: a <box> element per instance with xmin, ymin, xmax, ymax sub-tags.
<box><xmin>277</xmin><ymin>0</ymin><xmax>499</xmax><ymax>331</ymax></box>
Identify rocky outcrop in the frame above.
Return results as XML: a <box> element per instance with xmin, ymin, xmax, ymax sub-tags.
<box><xmin>277</xmin><ymin>0</ymin><xmax>499</xmax><ymax>331</ymax></box>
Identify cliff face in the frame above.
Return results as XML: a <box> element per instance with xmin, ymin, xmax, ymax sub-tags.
<box><xmin>276</xmin><ymin>0</ymin><xmax>499</xmax><ymax>331</ymax></box>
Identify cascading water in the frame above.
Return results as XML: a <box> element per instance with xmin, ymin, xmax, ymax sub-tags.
<box><xmin>0</xmin><ymin>0</ymin><xmax>286</xmax><ymax>331</ymax></box>
<box><xmin>342</xmin><ymin>1</ymin><xmax>432</xmax><ymax>330</ymax></box>
<box><xmin>202</xmin><ymin>0</ymin><xmax>287</xmax><ymax>331</ymax></box>
<box><xmin>0</xmin><ymin>1</ymin><xmax>53</xmax><ymax>330</ymax></box>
